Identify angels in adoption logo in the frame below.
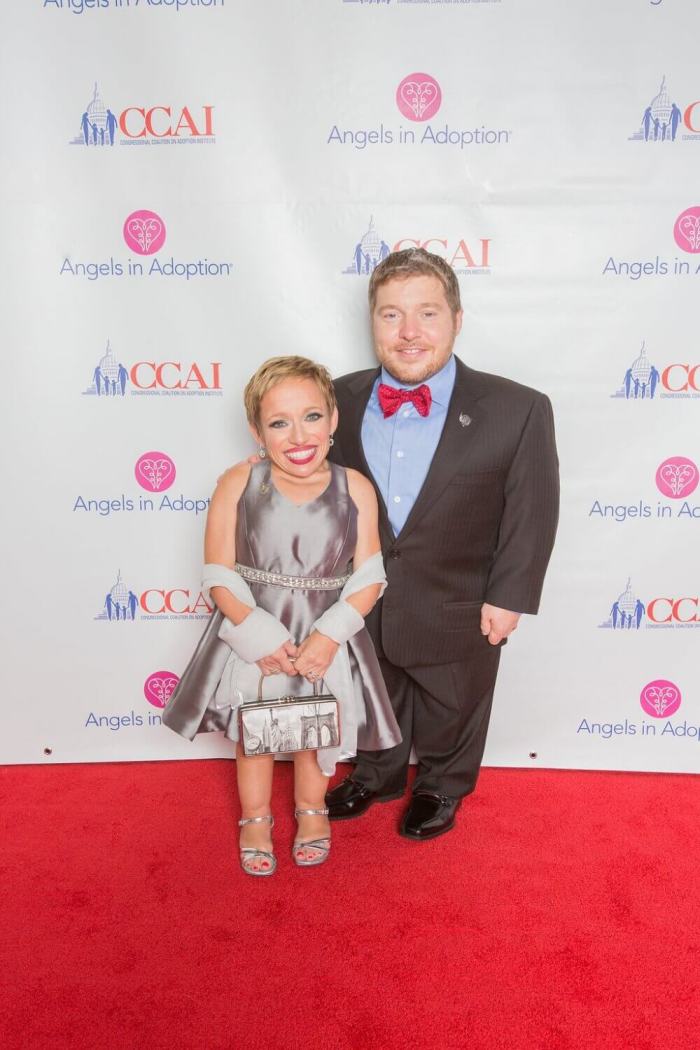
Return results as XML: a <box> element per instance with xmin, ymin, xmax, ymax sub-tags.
<box><xmin>603</xmin><ymin>205</ymin><xmax>700</xmax><ymax>281</ymax></box>
<box><xmin>588</xmin><ymin>455</ymin><xmax>700</xmax><ymax>522</ymax></box>
<box><xmin>327</xmin><ymin>71</ymin><xmax>510</xmax><ymax>152</ymax></box>
<box><xmin>72</xmin><ymin>451</ymin><xmax>211</xmax><ymax>517</ymax></box>
<box><xmin>598</xmin><ymin>577</ymin><xmax>700</xmax><ymax>631</ymax></box>
<box><xmin>59</xmin><ymin>208</ymin><xmax>232</xmax><ymax>282</ymax></box>
<box><xmin>341</xmin><ymin>216</ymin><xmax>492</xmax><ymax>277</ymax></box>
<box><xmin>628</xmin><ymin>75</ymin><xmax>700</xmax><ymax>144</ymax></box>
<box><xmin>82</xmin><ymin>339</ymin><xmax>223</xmax><ymax>398</ymax></box>
<box><xmin>45</xmin><ymin>1</ymin><xmax>225</xmax><ymax>18</ymax></box>
<box><xmin>94</xmin><ymin>569</ymin><xmax>213</xmax><ymax>621</ymax></box>
<box><xmin>69</xmin><ymin>83</ymin><xmax>215</xmax><ymax>149</ymax></box>
<box><xmin>575</xmin><ymin>678</ymin><xmax>700</xmax><ymax>746</ymax></box>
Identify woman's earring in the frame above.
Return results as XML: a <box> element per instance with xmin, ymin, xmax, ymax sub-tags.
<box><xmin>258</xmin><ymin>446</ymin><xmax>267</xmax><ymax>458</ymax></box>
<box><xmin>329</xmin><ymin>435</ymin><xmax>335</xmax><ymax>447</ymax></box>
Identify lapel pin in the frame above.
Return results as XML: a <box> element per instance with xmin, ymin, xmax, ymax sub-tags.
<box><xmin>459</xmin><ymin>412</ymin><xmax>472</xmax><ymax>428</ymax></box>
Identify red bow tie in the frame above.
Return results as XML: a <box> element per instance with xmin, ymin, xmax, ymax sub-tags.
<box><xmin>378</xmin><ymin>382</ymin><xmax>432</xmax><ymax>419</ymax></box>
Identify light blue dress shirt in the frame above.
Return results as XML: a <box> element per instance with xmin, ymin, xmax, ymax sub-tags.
<box><xmin>361</xmin><ymin>354</ymin><xmax>457</xmax><ymax>536</ymax></box>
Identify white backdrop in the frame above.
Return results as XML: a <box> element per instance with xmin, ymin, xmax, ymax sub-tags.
<box><xmin>2</xmin><ymin>0</ymin><xmax>698</xmax><ymax>774</ymax></box>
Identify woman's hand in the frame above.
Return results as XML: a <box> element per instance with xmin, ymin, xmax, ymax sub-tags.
<box><xmin>256</xmin><ymin>640</ymin><xmax>299</xmax><ymax>677</ymax></box>
<box><xmin>294</xmin><ymin>631</ymin><xmax>339</xmax><ymax>683</ymax></box>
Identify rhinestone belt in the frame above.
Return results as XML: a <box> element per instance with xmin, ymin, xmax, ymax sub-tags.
<box><xmin>235</xmin><ymin>562</ymin><xmax>350</xmax><ymax>591</ymax></box>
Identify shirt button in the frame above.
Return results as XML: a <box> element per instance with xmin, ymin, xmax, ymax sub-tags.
<box><xmin>396</xmin><ymin>450</ymin><xmax>405</xmax><ymax>459</ymax></box>
<box><xmin>393</xmin><ymin>496</ymin><xmax>401</xmax><ymax>503</ymax></box>
<box><xmin>402</xmin><ymin>411</ymin><xmax>410</xmax><ymax>418</ymax></box>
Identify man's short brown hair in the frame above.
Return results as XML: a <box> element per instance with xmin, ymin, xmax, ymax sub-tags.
<box><xmin>244</xmin><ymin>356</ymin><xmax>336</xmax><ymax>429</ymax></box>
<box><xmin>368</xmin><ymin>247</ymin><xmax>462</xmax><ymax>316</ymax></box>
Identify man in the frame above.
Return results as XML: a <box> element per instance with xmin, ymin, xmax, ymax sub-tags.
<box><xmin>326</xmin><ymin>248</ymin><xmax>559</xmax><ymax>840</ymax></box>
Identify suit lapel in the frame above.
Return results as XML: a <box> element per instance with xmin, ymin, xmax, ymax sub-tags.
<box><xmin>395</xmin><ymin>358</ymin><xmax>486</xmax><ymax>543</ymax></box>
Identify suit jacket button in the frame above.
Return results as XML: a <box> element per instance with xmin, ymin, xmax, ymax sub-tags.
<box><xmin>389</xmin><ymin>549</ymin><xmax>401</xmax><ymax>559</ymax></box>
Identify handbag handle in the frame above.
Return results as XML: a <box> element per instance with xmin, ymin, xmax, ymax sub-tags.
<box><xmin>257</xmin><ymin>673</ymin><xmax>324</xmax><ymax>703</ymax></box>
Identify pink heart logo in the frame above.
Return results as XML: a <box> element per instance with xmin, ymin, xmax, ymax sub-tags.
<box><xmin>660</xmin><ymin>462</ymin><xmax>697</xmax><ymax>496</ymax></box>
<box><xmin>678</xmin><ymin>215</ymin><xmax>700</xmax><ymax>251</ymax></box>
<box><xmin>127</xmin><ymin>217</ymin><xmax>162</xmax><ymax>253</ymax></box>
<box><xmin>396</xmin><ymin>73</ymin><xmax>442</xmax><ymax>123</ymax></box>
<box><xmin>673</xmin><ymin>206</ymin><xmax>700</xmax><ymax>254</ymax></box>
<box><xmin>138</xmin><ymin>458</ymin><xmax>173</xmax><ymax>490</ymax></box>
<box><xmin>123</xmin><ymin>209</ymin><xmax>167</xmax><ymax>255</ymax></box>
<box><xmin>134</xmin><ymin>451</ymin><xmax>176</xmax><ymax>493</ymax></box>
<box><xmin>144</xmin><ymin>672</ymin><xmax>180</xmax><ymax>709</ymax></box>
<box><xmin>640</xmin><ymin>678</ymin><xmax>682</xmax><ymax>719</ymax></box>
<box><xmin>655</xmin><ymin>457</ymin><xmax>699</xmax><ymax>499</ymax></box>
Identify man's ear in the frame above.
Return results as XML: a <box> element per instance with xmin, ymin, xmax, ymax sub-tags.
<box><xmin>454</xmin><ymin>309</ymin><xmax>464</xmax><ymax>337</ymax></box>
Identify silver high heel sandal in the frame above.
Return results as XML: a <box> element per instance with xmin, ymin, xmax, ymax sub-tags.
<box><xmin>293</xmin><ymin>808</ymin><xmax>331</xmax><ymax>868</ymax></box>
<box><xmin>238</xmin><ymin>814</ymin><xmax>276</xmax><ymax>877</ymax></box>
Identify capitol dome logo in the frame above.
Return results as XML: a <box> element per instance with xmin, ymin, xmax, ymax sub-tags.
<box><xmin>123</xmin><ymin>209</ymin><xmax>166</xmax><ymax>255</ymax></box>
<box><xmin>673</xmin><ymin>206</ymin><xmax>700</xmax><ymax>253</ymax></box>
<box><xmin>396</xmin><ymin>73</ymin><xmax>442</xmax><ymax>123</ymax></box>
<box><xmin>342</xmin><ymin>216</ymin><xmax>391</xmax><ymax>275</ymax></box>
<box><xmin>95</xmin><ymin>571</ymin><xmax>139</xmax><ymax>621</ymax></box>
<box><xmin>135</xmin><ymin>452</ymin><xmax>176</xmax><ymax>493</ymax></box>
<box><xmin>611</xmin><ymin>341</ymin><xmax>661</xmax><ymax>400</ymax></box>
<box><xmin>655</xmin><ymin>456</ymin><xmax>698</xmax><ymax>499</ymax></box>
<box><xmin>640</xmin><ymin>679</ymin><xmax>681</xmax><ymax>719</ymax></box>
<box><xmin>144</xmin><ymin>671</ymin><xmax>179</xmax><ymax>709</ymax></box>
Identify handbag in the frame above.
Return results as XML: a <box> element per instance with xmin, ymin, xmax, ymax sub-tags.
<box><xmin>238</xmin><ymin>675</ymin><xmax>340</xmax><ymax>757</ymax></box>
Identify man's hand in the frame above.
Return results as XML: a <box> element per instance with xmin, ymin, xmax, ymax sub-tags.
<box><xmin>480</xmin><ymin>604</ymin><xmax>521</xmax><ymax>646</ymax></box>
<box><xmin>256</xmin><ymin>639</ymin><xmax>299</xmax><ymax>677</ymax></box>
<box><xmin>294</xmin><ymin>631</ymin><xmax>339</xmax><ymax>683</ymax></box>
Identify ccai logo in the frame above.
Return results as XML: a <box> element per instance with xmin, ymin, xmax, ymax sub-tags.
<box><xmin>327</xmin><ymin>70</ymin><xmax>510</xmax><ymax>152</ymax></box>
<box><xmin>135</xmin><ymin>452</ymin><xmax>176</xmax><ymax>492</ymax></box>
<box><xmin>342</xmin><ymin>216</ymin><xmax>492</xmax><ymax>276</ymax></box>
<box><xmin>69</xmin><ymin>83</ymin><xmax>215</xmax><ymax>148</ymax></box>
<box><xmin>95</xmin><ymin>570</ymin><xmax>213</xmax><ymax>622</ymax></box>
<box><xmin>123</xmin><ymin>210</ymin><xmax>166</xmax><ymax>255</ymax></box>
<box><xmin>611</xmin><ymin>341</ymin><xmax>700</xmax><ymax>401</ymax></box>
<box><xmin>673</xmin><ymin>206</ymin><xmax>700</xmax><ymax>254</ymax></box>
<box><xmin>640</xmin><ymin>680</ymin><xmax>682</xmax><ymax>718</ymax></box>
<box><xmin>396</xmin><ymin>73</ymin><xmax>442</xmax><ymax>123</ymax></box>
<box><xmin>655</xmin><ymin>456</ymin><xmax>699</xmax><ymax>499</ymax></box>
<box><xmin>144</xmin><ymin>671</ymin><xmax>179</xmax><ymax>710</ymax></box>
<box><xmin>82</xmin><ymin>339</ymin><xmax>223</xmax><ymax>398</ymax></box>
<box><xmin>598</xmin><ymin>577</ymin><xmax>700</xmax><ymax>630</ymax></box>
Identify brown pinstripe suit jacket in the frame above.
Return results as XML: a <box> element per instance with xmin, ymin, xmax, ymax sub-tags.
<box><xmin>330</xmin><ymin>355</ymin><xmax>560</xmax><ymax>667</ymax></box>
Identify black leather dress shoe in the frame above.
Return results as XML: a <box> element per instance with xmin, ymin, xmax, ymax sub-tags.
<box><xmin>400</xmin><ymin>793</ymin><xmax>461</xmax><ymax>841</ymax></box>
<box><xmin>325</xmin><ymin>776</ymin><xmax>405</xmax><ymax>820</ymax></box>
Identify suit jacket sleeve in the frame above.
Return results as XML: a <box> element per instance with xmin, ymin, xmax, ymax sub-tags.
<box><xmin>484</xmin><ymin>393</ymin><xmax>559</xmax><ymax>615</ymax></box>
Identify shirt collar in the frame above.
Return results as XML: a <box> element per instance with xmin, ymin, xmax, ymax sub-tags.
<box><xmin>379</xmin><ymin>353</ymin><xmax>456</xmax><ymax>408</ymax></box>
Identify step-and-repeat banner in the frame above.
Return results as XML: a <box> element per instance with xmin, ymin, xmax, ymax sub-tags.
<box><xmin>2</xmin><ymin>0</ymin><xmax>698</xmax><ymax>774</ymax></box>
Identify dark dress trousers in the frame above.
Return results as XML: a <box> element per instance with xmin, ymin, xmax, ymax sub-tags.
<box><xmin>330</xmin><ymin>356</ymin><xmax>559</xmax><ymax>798</ymax></box>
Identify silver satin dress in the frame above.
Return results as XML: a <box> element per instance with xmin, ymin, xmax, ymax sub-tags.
<box><xmin>162</xmin><ymin>460</ymin><xmax>401</xmax><ymax>756</ymax></box>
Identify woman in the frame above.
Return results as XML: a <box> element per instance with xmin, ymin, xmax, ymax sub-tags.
<box><xmin>163</xmin><ymin>356</ymin><xmax>401</xmax><ymax>876</ymax></box>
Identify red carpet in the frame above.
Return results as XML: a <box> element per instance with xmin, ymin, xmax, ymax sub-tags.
<box><xmin>1</xmin><ymin>761</ymin><xmax>698</xmax><ymax>1050</ymax></box>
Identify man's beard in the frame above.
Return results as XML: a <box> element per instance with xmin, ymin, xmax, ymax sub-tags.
<box><xmin>381</xmin><ymin>344</ymin><xmax>453</xmax><ymax>385</ymax></box>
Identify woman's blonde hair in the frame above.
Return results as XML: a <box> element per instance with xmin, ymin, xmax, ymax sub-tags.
<box><xmin>244</xmin><ymin>356</ymin><xmax>337</xmax><ymax>429</ymax></box>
